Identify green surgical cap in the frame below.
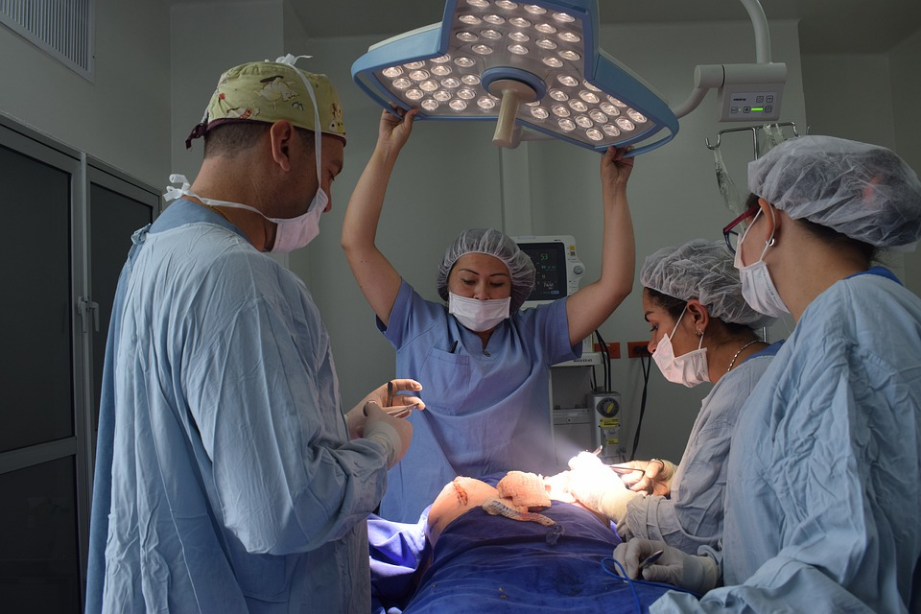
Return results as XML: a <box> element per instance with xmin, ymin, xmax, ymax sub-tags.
<box><xmin>187</xmin><ymin>58</ymin><xmax>346</xmax><ymax>148</ymax></box>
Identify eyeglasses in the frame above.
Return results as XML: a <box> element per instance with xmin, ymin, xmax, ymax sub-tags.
<box><xmin>722</xmin><ymin>206</ymin><xmax>759</xmax><ymax>255</ymax></box>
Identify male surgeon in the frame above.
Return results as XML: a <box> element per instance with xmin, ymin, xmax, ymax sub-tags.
<box><xmin>85</xmin><ymin>56</ymin><xmax>421</xmax><ymax>613</ymax></box>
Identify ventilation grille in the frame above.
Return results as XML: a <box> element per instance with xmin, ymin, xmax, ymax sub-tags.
<box><xmin>0</xmin><ymin>0</ymin><xmax>95</xmax><ymax>81</ymax></box>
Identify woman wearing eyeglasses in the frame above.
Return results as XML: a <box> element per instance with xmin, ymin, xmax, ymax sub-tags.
<box><xmin>567</xmin><ymin>239</ymin><xmax>782</xmax><ymax>556</ymax></box>
<box><xmin>616</xmin><ymin>136</ymin><xmax>921</xmax><ymax>612</ymax></box>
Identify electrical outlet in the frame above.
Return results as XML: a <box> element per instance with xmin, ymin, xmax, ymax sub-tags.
<box><xmin>627</xmin><ymin>341</ymin><xmax>651</xmax><ymax>358</ymax></box>
<box><xmin>593</xmin><ymin>342</ymin><xmax>621</xmax><ymax>359</ymax></box>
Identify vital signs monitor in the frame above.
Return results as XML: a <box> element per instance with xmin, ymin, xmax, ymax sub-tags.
<box><xmin>514</xmin><ymin>235</ymin><xmax>584</xmax><ymax>308</ymax></box>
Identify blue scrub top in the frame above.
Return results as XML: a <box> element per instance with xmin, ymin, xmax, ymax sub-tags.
<box><xmin>377</xmin><ymin>280</ymin><xmax>579</xmax><ymax>522</ymax></box>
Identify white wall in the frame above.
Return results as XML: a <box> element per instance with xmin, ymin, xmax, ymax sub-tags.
<box><xmin>801</xmin><ymin>34</ymin><xmax>921</xmax><ymax>299</ymax></box>
<box><xmin>170</xmin><ymin>1</ymin><xmax>286</xmax><ymax>188</ymax></box>
<box><xmin>0</xmin><ymin>0</ymin><xmax>171</xmax><ymax>187</ymax></box>
<box><xmin>890</xmin><ymin>29</ymin><xmax>921</xmax><ymax>294</ymax></box>
<box><xmin>801</xmin><ymin>54</ymin><xmax>896</xmax><ymax>149</ymax></box>
<box><xmin>890</xmin><ymin>29</ymin><xmax>921</xmax><ymax>173</ymax></box>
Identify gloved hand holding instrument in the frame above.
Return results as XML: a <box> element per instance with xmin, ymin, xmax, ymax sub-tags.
<box><xmin>613</xmin><ymin>538</ymin><xmax>719</xmax><ymax>594</ymax></box>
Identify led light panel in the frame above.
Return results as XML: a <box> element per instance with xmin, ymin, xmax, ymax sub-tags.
<box><xmin>352</xmin><ymin>0</ymin><xmax>678</xmax><ymax>154</ymax></box>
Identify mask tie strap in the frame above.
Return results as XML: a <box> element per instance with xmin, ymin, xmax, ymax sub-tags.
<box><xmin>669</xmin><ymin>303</ymin><xmax>689</xmax><ymax>339</ymax></box>
<box><xmin>274</xmin><ymin>54</ymin><xmax>324</xmax><ymax>212</ymax></box>
<box><xmin>164</xmin><ymin>174</ymin><xmax>191</xmax><ymax>202</ymax></box>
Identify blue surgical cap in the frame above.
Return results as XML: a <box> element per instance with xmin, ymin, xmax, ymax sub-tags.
<box><xmin>437</xmin><ymin>228</ymin><xmax>536</xmax><ymax>313</ymax></box>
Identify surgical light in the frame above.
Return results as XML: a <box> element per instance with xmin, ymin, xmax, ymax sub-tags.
<box><xmin>352</xmin><ymin>0</ymin><xmax>679</xmax><ymax>155</ymax></box>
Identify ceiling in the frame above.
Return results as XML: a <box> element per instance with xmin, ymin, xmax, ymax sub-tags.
<box><xmin>280</xmin><ymin>0</ymin><xmax>921</xmax><ymax>55</ymax></box>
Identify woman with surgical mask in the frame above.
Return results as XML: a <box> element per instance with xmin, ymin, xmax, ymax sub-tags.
<box><xmin>567</xmin><ymin>239</ymin><xmax>782</xmax><ymax>555</ymax></box>
<box><xmin>342</xmin><ymin>108</ymin><xmax>637</xmax><ymax>523</ymax></box>
<box><xmin>617</xmin><ymin>136</ymin><xmax>921</xmax><ymax>612</ymax></box>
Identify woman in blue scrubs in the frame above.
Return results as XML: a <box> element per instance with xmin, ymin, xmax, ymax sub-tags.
<box><xmin>342</xmin><ymin>109</ymin><xmax>637</xmax><ymax>522</ymax></box>
<box><xmin>616</xmin><ymin>136</ymin><xmax>921</xmax><ymax>612</ymax></box>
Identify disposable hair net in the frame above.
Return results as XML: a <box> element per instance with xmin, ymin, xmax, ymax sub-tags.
<box><xmin>641</xmin><ymin>239</ymin><xmax>772</xmax><ymax>328</ymax></box>
<box><xmin>748</xmin><ymin>135</ymin><xmax>921</xmax><ymax>250</ymax></box>
<box><xmin>437</xmin><ymin>228</ymin><xmax>536</xmax><ymax>313</ymax></box>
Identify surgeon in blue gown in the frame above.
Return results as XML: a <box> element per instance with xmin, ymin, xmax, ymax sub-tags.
<box><xmin>567</xmin><ymin>239</ymin><xmax>781</xmax><ymax>556</ymax></box>
<box><xmin>615</xmin><ymin>136</ymin><xmax>921</xmax><ymax>612</ymax></box>
<box><xmin>342</xmin><ymin>108</ymin><xmax>637</xmax><ymax>523</ymax></box>
<box><xmin>85</xmin><ymin>58</ymin><xmax>420</xmax><ymax>614</ymax></box>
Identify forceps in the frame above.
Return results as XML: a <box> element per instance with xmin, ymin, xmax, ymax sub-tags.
<box><xmin>590</xmin><ymin>447</ymin><xmax>646</xmax><ymax>474</ymax></box>
<box><xmin>384</xmin><ymin>380</ymin><xmax>419</xmax><ymax>419</ymax></box>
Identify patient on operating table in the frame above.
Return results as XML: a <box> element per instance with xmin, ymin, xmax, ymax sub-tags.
<box><xmin>370</xmin><ymin>467</ymin><xmax>670</xmax><ymax>614</ymax></box>
<box><xmin>426</xmin><ymin>470</ymin><xmax>606</xmax><ymax>545</ymax></box>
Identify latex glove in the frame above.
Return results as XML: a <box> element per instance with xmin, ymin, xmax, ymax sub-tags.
<box><xmin>615</xmin><ymin>459</ymin><xmax>677</xmax><ymax>496</ymax></box>
<box><xmin>346</xmin><ymin>378</ymin><xmax>424</xmax><ymax>439</ymax></box>
<box><xmin>613</xmin><ymin>539</ymin><xmax>718</xmax><ymax>594</ymax></box>
<box><xmin>567</xmin><ymin>452</ymin><xmax>640</xmax><ymax>521</ymax></box>
<box><xmin>363</xmin><ymin>402</ymin><xmax>412</xmax><ymax>469</ymax></box>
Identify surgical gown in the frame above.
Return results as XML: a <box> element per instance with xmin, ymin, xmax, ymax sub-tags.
<box><xmin>377</xmin><ymin>280</ymin><xmax>578</xmax><ymax>522</ymax></box>
<box><xmin>652</xmin><ymin>268</ymin><xmax>921</xmax><ymax>613</ymax></box>
<box><xmin>618</xmin><ymin>343</ymin><xmax>781</xmax><ymax>554</ymax></box>
<box><xmin>85</xmin><ymin>200</ymin><xmax>394</xmax><ymax>614</ymax></box>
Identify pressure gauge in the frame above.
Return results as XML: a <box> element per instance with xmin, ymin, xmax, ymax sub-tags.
<box><xmin>593</xmin><ymin>392</ymin><xmax>621</xmax><ymax>418</ymax></box>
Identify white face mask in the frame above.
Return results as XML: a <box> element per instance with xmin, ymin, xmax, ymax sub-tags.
<box><xmin>164</xmin><ymin>178</ymin><xmax>327</xmax><ymax>253</ymax></box>
<box><xmin>734</xmin><ymin>209</ymin><xmax>789</xmax><ymax>317</ymax></box>
<box><xmin>164</xmin><ymin>55</ymin><xmax>329</xmax><ymax>253</ymax></box>
<box><xmin>652</xmin><ymin>305</ymin><xmax>709</xmax><ymax>388</ymax></box>
<box><xmin>448</xmin><ymin>292</ymin><xmax>511</xmax><ymax>332</ymax></box>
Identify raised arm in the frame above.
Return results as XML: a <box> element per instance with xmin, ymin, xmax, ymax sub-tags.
<box><xmin>564</xmin><ymin>146</ymin><xmax>636</xmax><ymax>346</ymax></box>
<box><xmin>341</xmin><ymin>109</ymin><xmax>417</xmax><ymax>326</ymax></box>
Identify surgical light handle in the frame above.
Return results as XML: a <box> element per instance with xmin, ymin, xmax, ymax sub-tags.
<box><xmin>489</xmin><ymin>79</ymin><xmax>539</xmax><ymax>149</ymax></box>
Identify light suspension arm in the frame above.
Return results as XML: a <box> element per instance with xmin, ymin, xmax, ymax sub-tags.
<box><xmin>670</xmin><ymin>0</ymin><xmax>785</xmax><ymax>122</ymax></box>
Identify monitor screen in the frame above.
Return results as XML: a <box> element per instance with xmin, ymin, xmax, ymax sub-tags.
<box><xmin>520</xmin><ymin>241</ymin><xmax>567</xmax><ymax>302</ymax></box>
